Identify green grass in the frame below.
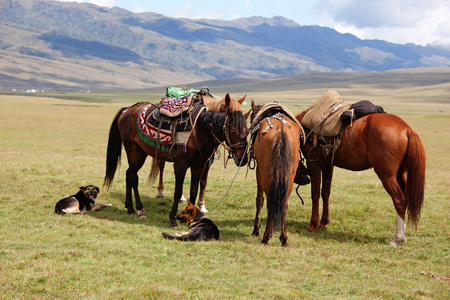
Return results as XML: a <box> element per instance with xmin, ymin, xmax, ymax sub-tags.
<box><xmin>0</xmin><ymin>91</ymin><xmax>449</xmax><ymax>299</ymax></box>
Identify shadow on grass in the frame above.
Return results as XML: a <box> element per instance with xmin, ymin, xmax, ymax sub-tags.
<box><xmin>88</xmin><ymin>191</ymin><xmax>389</xmax><ymax>245</ymax></box>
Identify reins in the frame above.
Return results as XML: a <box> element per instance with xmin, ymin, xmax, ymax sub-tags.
<box><xmin>202</xmin><ymin>140</ymin><xmax>250</xmax><ymax>217</ymax></box>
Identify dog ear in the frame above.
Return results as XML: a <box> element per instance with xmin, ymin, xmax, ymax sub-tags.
<box><xmin>79</xmin><ymin>186</ymin><xmax>86</xmax><ymax>191</ymax></box>
<box><xmin>187</xmin><ymin>208</ymin><xmax>195</xmax><ymax>216</ymax></box>
<box><xmin>95</xmin><ymin>186</ymin><xmax>100</xmax><ymax>193</ymax></box>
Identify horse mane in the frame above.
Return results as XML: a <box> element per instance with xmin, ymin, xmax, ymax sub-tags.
<box><xmin>196</xmin><ymin>110</ymin><xmax>246</xmax><ymax>140</ymax></box>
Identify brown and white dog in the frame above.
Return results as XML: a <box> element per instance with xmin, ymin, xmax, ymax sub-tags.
<box><xmin>162</xmin><ymin>202</ymin><xmax>219</xmax><ymax>241</ymax></box>
<box><xmin>55</xmin><ymin>185</ymin><xmax>111</xmax><ymax>215</ymax></box>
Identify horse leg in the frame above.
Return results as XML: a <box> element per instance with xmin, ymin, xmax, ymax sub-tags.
<box><xmin>319</xmin><ymin>165</ymin><xmax>333</xmax><ymax>230</ymax></box>
<box><xmin>306</xmin><ymin>163</ymin><xmax>322</xmax><ymax>232</ymax></box>
<box><xmin>169</xmin><ymin>162</ymin><xmax>188</xmax><ymax>227</ymax></box>
<box><xmin>188</xmin><ymin>165</ymin><xmax>204</xmax><ymax>206</ymax></box>
<box><xmin>252</xmin><ymin>179</ymin><xmax>264</xmax><ymax>236</ymax></box>
<box><xmin>197</xmin><ymin>165</ymin><xmax>211</xmax><ymax>213</ymax></box>
<box><xmin>377</xmin><ymin>174</ymin><xmax>407</xmax><ymax>247</ymax></box>
<box><xmin>124</xmin><ymin>147</ymin><xmax>147</xmax><ymax>218</ymax></box>
<box><xmin>156</xmin><ymin>159</ymin><xmax>165</xmax><ymax>198</ymax></box>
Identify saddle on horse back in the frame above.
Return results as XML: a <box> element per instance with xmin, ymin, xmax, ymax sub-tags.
<box><xmin>137</xmin><ymin>94</ymin><xmax>207</xmax><ymax>155</ymax></box>
<box><xmin>301</xmin><ymin>91</ymin><xmax>386</xmax><ymax>157</ymax></box>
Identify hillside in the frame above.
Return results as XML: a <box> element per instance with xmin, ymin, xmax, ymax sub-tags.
<box><xmin>1</xmin><ymin>0</ymin><xmax>450</xmax><ymax>90</ymax></box>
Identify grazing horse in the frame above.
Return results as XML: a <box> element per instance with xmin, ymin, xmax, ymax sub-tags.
<box><xmin>104</xmin><ymin>95</ymin><xmax>249</xmax><ymax>227</ymax></box>
<box><xmin>249</xmin><ymin>100</ymin><xmax>303</xmax><ymax>246</ymax></box>
<box><xmin>295</xmin><ymin>110</ymin><xmax>426</xmax><ymax>246</ymax></box>
<box><xmin>152</xmin><ymin>94</ymin><xmax>247</xmax><ymax>213</ymax></box>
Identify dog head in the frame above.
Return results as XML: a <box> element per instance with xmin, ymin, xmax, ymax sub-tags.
<box><xmin>80</xmin><ymin>185</ymin><xmax>100</xmax><ymax>202</ymax></box>
<box><xmin>175</xmin><ymin>202</ymin><xmax>201</xmax><ymax>225</ymax></box>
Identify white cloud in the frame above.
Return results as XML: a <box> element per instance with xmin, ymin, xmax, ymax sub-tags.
<box><xmin>314</xmin><ymin>0</ymin><xmax>450</xmax><ymax>45</ymax></box>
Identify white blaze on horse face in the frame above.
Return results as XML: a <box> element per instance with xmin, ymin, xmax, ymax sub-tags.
<box><xmin>390</xmin><ymin>215</ymin><xmax>406</xmax><ymax>247</ymax></box>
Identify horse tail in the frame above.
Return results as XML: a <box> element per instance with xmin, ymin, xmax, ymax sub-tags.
<box><xmin>104</xmin><ymin>107</ymin><xmax>127</xmax><ymax>189</ymax></box>
<box><xmin>267</xmin><ymin>129</ymin><xmax>291</xmax><ymax>230</ymax></box>
<box><xmin>404</xmin><ymin>130</ymin><xmax>426</xmax><ymax>229</ymax></box>
<box><xmin>148</xmin><ymin>157</ymin><xmax>159</xmax><ymax>184</ymax></box>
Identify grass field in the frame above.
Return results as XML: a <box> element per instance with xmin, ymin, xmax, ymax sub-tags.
<box><xmin>0</xmin><ymin>77</ymin><xmax>449</xmax><ymax>299</ymax></box>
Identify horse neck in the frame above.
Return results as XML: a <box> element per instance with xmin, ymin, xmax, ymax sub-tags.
<box><xmin>193</xmin><ymin>110</ymin><xmax>227</xmax><ymax>151</ymax></box>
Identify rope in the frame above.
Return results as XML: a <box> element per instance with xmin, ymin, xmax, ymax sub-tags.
<box><xmin>203</xmin><ymin>141</ymin><xmax>250</xmax><ymax>216</ymax></box>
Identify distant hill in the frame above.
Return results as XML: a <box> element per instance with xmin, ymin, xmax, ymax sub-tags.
<box><xmin>1</xmin><ymin>0</ymin><xmax>450</xmax><ymax>90</ymax></box>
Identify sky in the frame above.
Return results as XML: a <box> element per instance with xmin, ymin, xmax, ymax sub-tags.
<box><xmin>56</xmin><ymin>0</ymin><xmax>450</xmax><ymax>46</ymax></box>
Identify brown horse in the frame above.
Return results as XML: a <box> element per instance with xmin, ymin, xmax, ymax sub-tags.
<box><xmin>152</xmin><ymin>94</ymin><xmax>247</xmax><ymax>213</ymax></box>
<box><xmin>104</xmin><ymin>95</ymin><xmax>249</xmax><ymax>227</ymax></box>
<box><xmin>249</xmin><ymin>100</ymin><xmax>303</xmax><ymax>246</ymax></box>
<box><xmin>295</xmin><ymin>110</ymin><xmax>426</xmax><ymax>246</ymax></box>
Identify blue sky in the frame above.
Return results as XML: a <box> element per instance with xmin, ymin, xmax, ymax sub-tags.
<box><xmin>57</xmin><ymin>0</ymin><xmax>450</xmax><ymax>46</ymax></box>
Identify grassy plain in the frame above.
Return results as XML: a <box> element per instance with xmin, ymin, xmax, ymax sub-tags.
<box><xmin>0</xmin><ymin>71</ymin><xmax>449</xmax><ymax>299</ymax></box>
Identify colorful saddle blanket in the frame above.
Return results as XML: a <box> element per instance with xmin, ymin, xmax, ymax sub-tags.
<box><xmin>160</xmin><ymin>95</ymin><xmax>194</xmax><ymax>117</ymax></box>
<box><xmin>137</xmin><ymin>101</ymin><xmax>207</xmax><ymax>152</ymax></box>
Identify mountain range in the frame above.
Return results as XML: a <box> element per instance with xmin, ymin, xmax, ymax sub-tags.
<box><xmin>1</xmin><ymin>0</ymin><xmax>450</xmax><ymax>90</ymax></box>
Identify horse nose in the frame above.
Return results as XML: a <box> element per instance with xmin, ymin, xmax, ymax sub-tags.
<box><xmin>234</xmin><ymin>152</ymin><xmax>248</xmax><ymax>167</ymax></box>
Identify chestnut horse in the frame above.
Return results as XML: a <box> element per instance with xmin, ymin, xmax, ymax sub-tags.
<box><xmin>104</xmin><ymin>95</ymin><xmax>249</xmax><ymax>227</ymax></box>
<box><xmin>249</xmin><ymin>100</ymin><xmax>303</xmax><ymax>246</ymax></box>
<box><xmin>152</xmin><ymin>94</ymin><xmax>247</xmax><ymax>213</ymax></box>
<box><xmin>295</xmin><ymin>110</ymin><xmax>426</xmax><ymax>246</ymax></box>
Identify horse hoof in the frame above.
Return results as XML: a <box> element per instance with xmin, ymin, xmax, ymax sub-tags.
<box><xmin>200</xmin><ymin>206</ymin><xmax>208</xmax><ymax>213</ymax></box>
<box><xmin>389</xmin><ymin>236</ymin><xmax>406</xmax><ymax>247</ymax></box>
<box><xmin>169</xmin><ymin>224</ymin><xmax>178</xmax><ymax>229</ymax></box>
<box><xmin>389</xmin><ymin>240</ymin><xmax>399</xmax><ymax>247</ymax></box>
<box><xmin>137</xmin><ymin>210</ymin><xmax>147</xmax><ymax>219</ymax></box>
<box><xmin>319</xmin><ymin>223</ymin><xmax>328</xmax><ymax>230</ymax></box>
<box><xmin>306</xmin><ymin>224</ymin><xmax>317</xmax><ymax>233</ymax></box>
<box><xmin>251</xmin><ymin>231</ymin><xmax>259</xmax><ymax>237</ymax></box>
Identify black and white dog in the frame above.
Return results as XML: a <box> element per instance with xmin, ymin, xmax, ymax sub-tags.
<box><xmin>162</xmin><ymin>202</ymin><xmax>219</xmax><ymax>241</ymax></box>
<box><xmin>55</xmin><ymin>185</ymin><xmax>111</xmax><ymax>215</ymax></box>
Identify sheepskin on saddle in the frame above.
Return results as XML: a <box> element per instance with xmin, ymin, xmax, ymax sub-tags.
<box><xmin>301</xmin><ymin>91</ymin><xmax>351</xmax><ymax>137</ymax></box>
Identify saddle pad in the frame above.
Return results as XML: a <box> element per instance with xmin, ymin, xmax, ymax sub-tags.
<box><xmin>137</xmin><ymin>104</ymin><xmax>174</xmax><ymax>151</ymax></box>
<box><xmin>137</xmin><ymin>102</ymin><xmax>207</xmax><ymax>152</ymax></box>
<box><xmin>301</xmin><ymin>91</ymin><xmax>352</xmax><ymax>137</ymax></box>
<box><xmin>160</xmin><ymin>95</ymin><xmax>193</xmax><ymax>117</ymax></box>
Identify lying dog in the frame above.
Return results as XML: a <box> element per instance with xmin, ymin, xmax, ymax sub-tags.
<box><xmin>55</xmin><ymin>185</ymin><xmax>111</xmax><ymax>215</ymax></box>
<box><xmin>162</xmin><ymin>202</ymin><xmax>219</xmax><ymax>241</ymax></box>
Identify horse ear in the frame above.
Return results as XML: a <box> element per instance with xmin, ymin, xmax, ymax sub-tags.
<box><xmin>225</xmin><ymin>93</ymin><xmax>231</xmax><ymax>107</ymax></box>
<box><xmin>243</xmin><ymin>109</ymin><xmax>251</xmax><ymax>120</ymax></box>
<box><xmin>238</xmin><ymin>95</ymin><xmax>246</xmax><ymax>104</ymax></box>
<box><xmin>251</xmin><ymin>99</ymin><xmax>256</xmax><ymax>110</ymax></box>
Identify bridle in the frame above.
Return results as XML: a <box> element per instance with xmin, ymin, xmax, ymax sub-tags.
<box><xmin>208</xmin><ymin>114</ymin><xmax>248</xmax><ymax>162</ymax></box>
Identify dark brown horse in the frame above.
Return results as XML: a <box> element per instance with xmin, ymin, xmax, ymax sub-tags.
<box><xmin>153</xmin><ymin>94</ymin><xmax>247</xmax><ymax>213</ymax></box>
<box><xmin>104</xmin><ymin>95</ymin><xmax>249</xmax><ymax>227</ymax></box>
<box><xmin>295</xmin><ymin>110</ymin><xmax>426</xmax><ymax>246</ymax></box>
<box><xmin>249</xmin><ymin>100</ymin><xmax>303</xmax><ymax>246</ymax></box>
